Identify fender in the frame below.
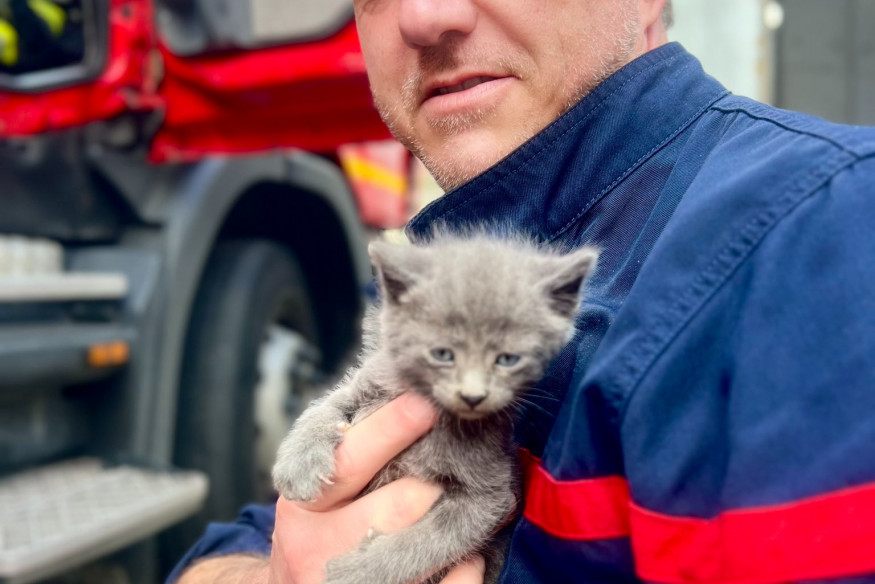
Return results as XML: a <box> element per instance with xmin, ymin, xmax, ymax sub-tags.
<box><xmin>100</xmin><ymin>151</ymin><xmax>370</xmax><ymax>464</ymax></box>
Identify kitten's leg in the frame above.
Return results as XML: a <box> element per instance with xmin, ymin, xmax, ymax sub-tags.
<box><xmin>412</xmin><ymin>527</ymin><xmax>510</xmax><ymax>584</ymax></box>
<box><xmin>324</xmin><ymin>488</ymin><xmax>516</xmax><ymax>584</ymax></box>
<box><xmin>482</xmin><ymin>526</ymin><xmax>513</xmax><ymax>584</ymax></box>
<box><xmin>271</xmin><ymin>376</ymin><xmax>360</xmax><ymax>502</ymax></box>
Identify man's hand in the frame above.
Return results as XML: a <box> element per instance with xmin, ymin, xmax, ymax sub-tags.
<box><xmin>179</xmin><ymin>393</ymin><xmax>486</xmax><ymax>584</ymax></box>
<box><xmin>268</xmin><ymin>392</ymin><xmax>443</xmax><ymax>583</ymax></box>
<box><xmin>441</xmin><ymin>556</ymin><xmax>487</xmax><ymax>583</ymax></box>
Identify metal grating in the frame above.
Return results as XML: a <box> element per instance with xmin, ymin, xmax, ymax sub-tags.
<box><xmin>0</xmin><ymin>459</ymin><xmax>208</xmax><ymax>584</ymax></box>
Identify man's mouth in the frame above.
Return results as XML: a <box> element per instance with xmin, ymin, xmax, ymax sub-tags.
<box><xmin>428</xmin><ymin>76</ymin><xmax>499</xmax><ymax>99</ymax></box>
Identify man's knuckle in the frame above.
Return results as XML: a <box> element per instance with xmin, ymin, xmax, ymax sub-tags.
<box><xmin>381</xmin><ymin>488</ymin><xmax>418</xmax><ymax>528</ymax></box>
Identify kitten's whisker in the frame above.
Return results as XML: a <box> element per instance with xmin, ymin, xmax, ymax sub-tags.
<box><xmin>502</xmin><ymin>398</ymin><xmax>551</xmax><ymax>446</ymax></box>
<box><xmin>517</xmin><ymin>400</ymin><xmax>553</xmax><ymax>418</ymax></box>
<box><xmin>508</xmin><ymin>401</ymin><xmax>527</xmax><ymax>417</ymax></box>
<box><xmin>523</xmin><ymin>392</ymin><xmax>560</xmax><ymax>404</ymax></box>
<box><xmin>513</xmin><ymin>397</ymin><xmax>555</xmax><ymax>420</ymax></box>
<box><xmin>521</xmin><ymin>386</ymin><xmax>561</xmax><ymax>401</ymax></box>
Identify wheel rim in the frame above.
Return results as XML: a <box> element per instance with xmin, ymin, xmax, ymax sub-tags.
<box><xmin>254</xmin><ymin>323</ymin><xmax>322</xmax><ymax>499</ymax></box>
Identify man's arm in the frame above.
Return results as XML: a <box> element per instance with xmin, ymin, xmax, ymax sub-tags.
<box><xmin>624</xmin><ymin>155</ymin><xmax>875</xmax><ymax>582</ymax></box>
<box><xmin>177</xmin><ymin>555</ymin><xmax>269</xmax><ymax>584</ymax></box>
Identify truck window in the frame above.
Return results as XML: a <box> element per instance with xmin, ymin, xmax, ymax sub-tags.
<box><xmin>0</xmin><ymin>0</ymin><xmax>84</xmax><ymax>72</ymax></box>
<box><xmin>0</xmin><ymin>0</ymin><xmax>105</xmax><ymax>92</ymax></box>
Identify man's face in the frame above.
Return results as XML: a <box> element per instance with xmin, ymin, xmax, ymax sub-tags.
<box><xmin>354</xmin><ymin>0</ymin><xmax>643</xmax><ymax>191</ymax></box>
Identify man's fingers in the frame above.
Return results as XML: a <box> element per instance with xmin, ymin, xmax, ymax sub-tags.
<box><xmin>301</xmin><ymin>393</ymin><xmax>438</xmax><ymax>511</ymax></box>
<box><xmin>274</xmin><ymin>478</ymin><xmax>442</xmax><ymax>569</ymax></box>
<box><xmin>440</xmin><ymin>556</ymin><xmax>486</xmax><ymax>584</ymax></box>
<box><xmin>274</xmin><ymin>478</ymin><xmax>444</xmax><ymax>584</ymax></box>
<box><xmin>340</xmin><ymin>476</ymin><xmax>443</xmax><ymax>534</ymax></box>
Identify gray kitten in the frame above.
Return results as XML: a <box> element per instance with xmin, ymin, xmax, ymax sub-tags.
<box><xmin>272</xmin><ymin>234</ymin><xmax>598</xmax><ymax>584</ymax></box>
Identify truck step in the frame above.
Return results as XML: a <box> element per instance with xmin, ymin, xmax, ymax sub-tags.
<box><xmin>0</xmin><ymin>458</ymin><xmax>208</xmax><ymax>584</ymax></box>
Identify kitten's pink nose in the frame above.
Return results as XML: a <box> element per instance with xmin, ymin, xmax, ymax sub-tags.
<box><xmin>459</xmin><ymin>391</ymin><xmax>488</xmax><ymax>408</ymax></box>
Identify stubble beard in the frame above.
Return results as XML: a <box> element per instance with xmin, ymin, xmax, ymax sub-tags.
<box><xmin>562</xmin><ymin>8</ymin><xmax>641</xmax><ymax>111</ymax></box>
<box><xmin>373</xmin><ymin>43</ymin><xmax>533</xmax><ymax>191</ymax></box>
<box><xmin>374</xmin><ymin>12</ymin><xmax>641</xmax><ymax>192</ymax></box>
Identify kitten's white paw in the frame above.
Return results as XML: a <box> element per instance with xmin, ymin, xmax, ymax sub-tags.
<box><xmin>272</xmin><ymin>432</ymin><xmax>341</xmax><ymax>502</ymax></box>
<box><xmin>272</xmin><ymin>465</ymin><xmax>331</xmax><ymax>502</ymax></box>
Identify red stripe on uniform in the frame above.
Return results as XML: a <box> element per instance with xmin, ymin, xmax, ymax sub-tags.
<box><xmin>519</xmin><ymin>449</ymin><xmax>631</xmax><ymax>540</ymax></box>
<box><xmin>520</xmin><ymin>450</ymin><xmax>875</xmax><ymax>583</ymax></box>
<box><xmin>630</xmin><ymin>481</ymin><xmax>875</xmax><ymax>584</ymax></box>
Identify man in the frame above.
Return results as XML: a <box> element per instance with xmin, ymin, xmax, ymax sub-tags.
<box><xmin>172</xmin><ymin>0</ymin><xmax>875</xmax><ymax>582</ymax></box>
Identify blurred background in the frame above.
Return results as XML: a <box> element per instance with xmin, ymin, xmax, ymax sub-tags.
<box><xmin>674</xmin><ymin>0</ymin><xmax>874</xmax><ymax>125</ymax></box>
<box><xmin>0</xmin><ymin>1</ymin><xmax>872</xmax><ymax>583</ymax></box>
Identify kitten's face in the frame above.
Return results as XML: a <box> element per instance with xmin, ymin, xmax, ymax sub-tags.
<box><xmin>390</xmin><ymin>315</ymin><xmax>567</xmax><ymax>419</ymax></box>
<box><xmin>370</xmin><ymin>237</ymin><xmax>599</xmax><ymax>420</ymax></box>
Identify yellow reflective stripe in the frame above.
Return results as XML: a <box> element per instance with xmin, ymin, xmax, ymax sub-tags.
<box><xmin>341</xmin><ymin>156</ymin><xmax>407</xmax><ymax>197</ymax></box>
<box><xmin>29</xmin><ymin>0</ymin><xmax>65</xmax><ymax>37</ymax></box>
<box><xmin>0</xmin><ymin>19</ymin><xmax>18</xmax><ymax>65</ymax></box>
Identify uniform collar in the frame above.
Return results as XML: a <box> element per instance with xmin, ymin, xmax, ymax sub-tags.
<box><xmin>406</xmin><ymin>43</ymin><xmax>727</xmax><ymax>242</ymax></box>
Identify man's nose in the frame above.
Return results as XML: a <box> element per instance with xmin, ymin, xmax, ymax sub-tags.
<box><xmin>399</xmin><ymin>0</ymin><xmax>477</xmax><ymax>48</ymax></box>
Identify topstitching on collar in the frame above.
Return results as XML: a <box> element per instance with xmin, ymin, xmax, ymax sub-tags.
<box><xmin>406</xmin><ymin>43</ymin><xmax>725</xmax><ymax>242</ymax></box>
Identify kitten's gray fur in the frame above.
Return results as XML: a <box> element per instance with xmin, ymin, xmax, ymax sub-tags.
<box><xmin>272</xmin><ymin>233</ymin><xmax>598</xmax><ymax>584</ymax></box>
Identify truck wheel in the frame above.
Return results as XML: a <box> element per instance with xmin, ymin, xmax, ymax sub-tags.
<box><xmin>163</xmin><ymin>239</ymin><xmax>322</xmax><ymax>567</ymax></box>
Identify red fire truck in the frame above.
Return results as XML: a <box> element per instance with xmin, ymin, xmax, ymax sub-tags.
<box><xmin>0</xmin><ymin>1</ymin><xmax>408</xmax><ymax>581</ymax></box>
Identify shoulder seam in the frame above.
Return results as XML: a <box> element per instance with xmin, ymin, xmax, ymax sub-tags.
<box><xmin>614</xmin><ymin>147</ymin><xmax>859</xmax><ymax>423</ymax></box>
<box><xmin>710</xmin><ymin>103</ymin><xmax>867</xmax><ymax>159</ymax></box>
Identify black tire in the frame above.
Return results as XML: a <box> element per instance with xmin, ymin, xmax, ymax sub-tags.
<box><xmin>160</xmin><ymin>239</ymin><xmax>320</xmax><ymax>572</ymax></box>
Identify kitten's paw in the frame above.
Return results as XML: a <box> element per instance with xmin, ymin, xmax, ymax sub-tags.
<box><xmin>273</xmin><ymin>466</ymin><xmax>334</xmax><ymax>502</ymax></box>
<box><xmin>272</xmin><ymin>426</ymin><xmax>344</xmax><ymax>502</ymax></box>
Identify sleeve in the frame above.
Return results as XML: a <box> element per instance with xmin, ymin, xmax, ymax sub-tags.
<box><xmin>623</xmin><ymin>155</ymin><xmax>875</xmax><ymax>583</ymax></box>
<box><xmin>164</xmin><ymin>503</ymin><xmax>275</xmax><ymax>584</ymax></box>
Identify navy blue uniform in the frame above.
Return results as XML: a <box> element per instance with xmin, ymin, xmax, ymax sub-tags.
<box><xmin>169</xmin><ymin>44</ymin><xmax>875</xmax><ymax>584</ymax></box>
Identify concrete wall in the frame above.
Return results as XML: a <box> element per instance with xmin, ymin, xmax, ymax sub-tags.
<box><xmin>775</xmin><ymin>0</ymin><xmax>875</xmax><ymax>125</ymax></box>
<box><xmin>669</xmin><ymin>0</ymin><xmax>771</xmax><ymax>102</ymax></box>
<box><xmin>668</xmin><ymin>0</ymin><xmax>875</xmax><ymax>126</ymax></box>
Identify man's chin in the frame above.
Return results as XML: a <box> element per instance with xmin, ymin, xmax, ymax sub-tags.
<box><xmin>421</xmin><ymin>158</ymin><xmax>484</xmax><ymax>192</ymax></box>
<box><xmin>418</xmin><ymin>133</ymin><xmax>523</xmax><ymax>192</ymax></box>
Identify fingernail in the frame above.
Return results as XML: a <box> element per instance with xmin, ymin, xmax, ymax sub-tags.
<box><xmin>402</xmin><ymin>393</ymin><xmax>437</xmax><ymax>422</ymax></box>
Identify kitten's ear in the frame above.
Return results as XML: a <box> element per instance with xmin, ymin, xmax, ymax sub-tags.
<box><xmin>368</xmin><ymin>241</ymin><xmax>425</xmax><ymax>305</ymax></box>
<box><xmin>539</xmin><ymin>247</ymin><xmax>599</xmax><ymax>318</ymax></box>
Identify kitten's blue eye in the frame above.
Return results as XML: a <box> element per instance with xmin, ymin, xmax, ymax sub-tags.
<box><xmin>495</xmin><ymin>354</ymin><xmax>521</xmax><ymax>367</ymax></box>
<box><xmin>430</xmin><ymin>348</ymin><xmax>455</xmax><ymax>363</ymax></box>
